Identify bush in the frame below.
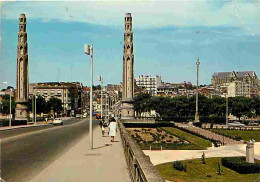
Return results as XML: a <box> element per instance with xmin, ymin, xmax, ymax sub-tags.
<box><xmin>173</xmin><ymin>161</ymin><xmax>187</xmax><ymax>172</ymax></box>
<box><xmin>221</xmin><ymin>157</ymin><xmax>260</xmax><ymax>174</ymax></box>
<box><xmin>193</xmin><ymin>122</ymin><xmax>202</xmax><ymax>128</ymax></box>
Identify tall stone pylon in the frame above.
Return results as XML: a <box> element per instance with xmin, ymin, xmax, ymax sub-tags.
<box><xmin>121</xmin><ymin>13</ymin><xmax>135</xmax><ymax>120</ymax></box>
<box><xmin>15</xmin><ymin>13</ymin><xmax>29</xmax><ymax>121</ymax></box>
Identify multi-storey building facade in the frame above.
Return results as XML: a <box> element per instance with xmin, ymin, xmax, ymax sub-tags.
<box><xmin>212</xmin><ymin>71</ymin><xmax>259</xmax><ymax>97</ymax></box>
<box><xmin>29</xmin><ymin>82</ymin><xmax>82</xmax><ymax>116</ymax></box>
<box><xmin>135</xmin><ymin>75</ymin><xmax>162</xmax><ymax>95</ymax></box>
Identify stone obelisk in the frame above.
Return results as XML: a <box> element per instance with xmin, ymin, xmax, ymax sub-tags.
<box><xmin>121</xmin><ymin>13</ymin><xmax>135</xmax><ymax>120</ymax></box>
<box><xmin>15</xmin><ymin>13</ymin><xmax>29</xmax><ymax>121</ymax></box>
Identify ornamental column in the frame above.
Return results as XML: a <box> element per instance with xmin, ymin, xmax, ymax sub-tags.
<box><xmin>121</xmin><ymin>13</ymin><xmax>135</xmax><ymax>121</ymax></box>
<box><xmin>15</xmin><ymin>13</ymin><xmax>29</xmax><ymax>121</ymax></box>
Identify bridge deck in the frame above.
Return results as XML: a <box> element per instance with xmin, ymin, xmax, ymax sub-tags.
<box><xmin>29</xmin><ymin>124</ymin><xmax>131</xmax><ymax>182</ymax></box>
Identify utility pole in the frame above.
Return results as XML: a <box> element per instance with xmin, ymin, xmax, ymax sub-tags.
<box><xmin>194</xmin><ymin>57</ymin><xmax>200</xmax><ymax>123</ymax></box>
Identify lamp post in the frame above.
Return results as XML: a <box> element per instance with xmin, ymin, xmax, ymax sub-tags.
<box><xmin>194</xmin><ymin>57</ymin><xmax>200</xmax><ymax>123</ymax></box>
<box><xmin>99</xmin><ymin>76</ymin><xmax>103</xmax><ymax>119</ymax></box>
<box><xmin>9</xmin><ymin>94</ymin><xmax>12</xmax><ymax>127</ymax></box>
<box><xmin>84</xmin><ymin>43</ymin><xmax>94</xmax><ymax>150</ymax></box>
<box><xmin>226</xmin><ymin>92</ymin><xmax>229</xmax><ymax>126</ymax></box>
<box><xmin>34</xmin><ymin>95</ymin><xmax>38</xmax><ymax>125</ymax></box>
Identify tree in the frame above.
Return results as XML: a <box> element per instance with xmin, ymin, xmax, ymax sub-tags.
<box><xmin>1</xmin><ymin>95</ymin><xmax>16</xmax><ymax>115</ymax></box>
<box><xmin>134</xmin><ymin>93</ymin><xmax>151</xmax><ymax>117</ymax></box>
<box><xmin>229</xmin><ymin>97</ymin><xmax>250</xmax><ymax>121</ymax></box>
<box><xmin>28</xmin><ymin>96</ymin><xmax>47</xmax><ymax>114</ymax></box>
<box><xmin>46</xmin><ymin>97</ymin><xmax>62</xmax><ymax>114</ymax></box>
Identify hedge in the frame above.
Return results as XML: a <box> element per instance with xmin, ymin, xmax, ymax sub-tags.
<box><xmin>221</xmin><ymin>157</ymin><xmax>260</xmax><ymax>174</ymax></box>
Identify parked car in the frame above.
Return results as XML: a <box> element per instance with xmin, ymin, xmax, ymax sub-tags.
<box><xmin>76</xmin><ymin>114</ymin><xmax>82</xmax><ymax>118</ymax></box>
<box><xmin>227</xmin><ymin>122</ymin><xmax>245</xmax><ymax>128</ymax></box>
<box><xmin>248</xmin><ymin>121</ymin><xmax>259</xmax><ymax>126</ymax></box>
<box><xmin>53</xmin><ymin>118</ymin><xmax>63</xmax><ymax>125</ymax></box>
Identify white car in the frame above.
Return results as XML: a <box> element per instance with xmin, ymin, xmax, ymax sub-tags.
<box><xmin>53</xmin><ymin>118</ymin><xmax>63</xmax><ymax>125</ymax></box>
<box><xmin>227</xmin><ymin>122</ymin><xmax>245</xmax><ymax>128</ymax></box>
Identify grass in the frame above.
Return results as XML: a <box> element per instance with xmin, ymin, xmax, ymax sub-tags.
<box><xmin>162</xmin><ymin>127</ymin><xmax>212</xmax><ymax>150</ymax></box>
<box><xmin>210</xmin><ymin>129</ymin><xmax>260</xmax><ymax>142</ymax></box>
<box><xmin>156</xmin><ymin>157</ymin><xmax>260</xmax><ymax>182</ymax></box>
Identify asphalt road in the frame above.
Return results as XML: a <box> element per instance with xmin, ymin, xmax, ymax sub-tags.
<box><xmin>0</xmin><ymin>118</ymin><xmax>99</xmax><ymax>182</ymax></box>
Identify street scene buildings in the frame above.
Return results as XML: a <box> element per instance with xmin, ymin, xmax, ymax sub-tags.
<box><xmin>1</xmin><ymin>2</ymin><xmax>260</xmax><ymax>182</ymax></box>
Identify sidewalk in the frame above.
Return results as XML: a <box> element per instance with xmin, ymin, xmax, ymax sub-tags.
<box><xmin>0</xmin><ymin>117</ymin><xmax>75</xmax><ymax>131</ymax></box>
<box><xmin>144</xmin><ymin>142</ymin><xmax>260</xmax><ymax>165</ymax></box>
<box><xmin>29</xmin><ymin>125</ymin><xmax>131</xmax><ymax>182</ymax></box>
<box><xmin>175</xmin><ymin>123</ymin><xmax>242</xmax><ymax>145</ymax></box>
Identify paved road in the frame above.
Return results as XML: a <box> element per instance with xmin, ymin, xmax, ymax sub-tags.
<box><xmin>1</xmin><ymin>118</ymin><xmax>99</xmax><ymax>182</ymax></box>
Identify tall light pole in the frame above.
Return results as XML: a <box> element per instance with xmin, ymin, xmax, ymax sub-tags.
<box><xmin>194</xmin><ymin>57</ymin><xmax>200</xmax><ymax>123</ymax></box>
<box><xmin>226</xmin><ymin>92</ymin><xmax>229</xmax><ymax>125</ymax></box>
<box><xmin>34</xmin><ymin>95</ymin><xmax>37</xmax><ymax>125</ymax></box>
<box><xmin>99</xmin><ymin>76</ymin><xmax>103</xmax><ymax>119</ymax></box>
<box><xmin>84</xmin><ymin>43</ymin><xmax>94</xmax><ymax>150</ymax></box>
<box><xmin>9</xmin><ymin>94</ymin><xmax>12</xmax><ymax>127</ymax></box>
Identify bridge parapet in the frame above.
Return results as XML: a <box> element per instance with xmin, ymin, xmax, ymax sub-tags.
<box><xmin>119</xmin><ymin>122</ymin><xmax>165</xmax><ymax>182</ymax></box>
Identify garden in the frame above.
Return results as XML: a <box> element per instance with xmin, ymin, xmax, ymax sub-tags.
<box><xmin>156</xmin><ymin>157</ymin><xmax>260</xmax><ymax>182</ymax></box>
<box><xmin>127</xmin><ymin>127</ymin><xmax>212</xmax><ymax>150</ymax></box>
<box><xmin>210</xmin><ymin>129</ymin><xmax>260</xmax><ymax>142</ymax></box>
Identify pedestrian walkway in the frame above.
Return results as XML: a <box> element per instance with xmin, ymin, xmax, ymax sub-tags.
<box><xmin>29</xmin><ymin>124</ymin><xmax>131</xmax><ymax>182</ymax></box>
<box><xmin>175</xmin><ymin>123</ymin><xmax>242</xmax><ymax>145</ymax></box>
<box><xmin>144</xmin><ymin>142</ymin><xmax>260</xmax><ymax>165</ymax></box>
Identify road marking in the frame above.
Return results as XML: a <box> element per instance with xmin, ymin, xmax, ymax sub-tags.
<box><xmin>1</xmin><ymin>119</ymin><xmax>87</xmax><ymax>142</ymax></box>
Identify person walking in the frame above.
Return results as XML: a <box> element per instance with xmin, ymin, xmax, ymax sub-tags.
<box><xmin>108</xmin><ymin>117</ymin><xmax>117</xmax><ymax>142</ymax></box>
<box><xmin>99</xmin><ymin>117</ymin><xmax>106</xmax><ymax>136</ymax></box>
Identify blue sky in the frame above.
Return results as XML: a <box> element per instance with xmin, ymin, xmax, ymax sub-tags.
<box><xmin>1</xmin><ymin>0</ymin><xmax>260</xmax><ymax>89</ymax></box>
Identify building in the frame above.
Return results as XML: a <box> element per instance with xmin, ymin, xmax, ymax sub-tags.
<box><xmin>29</xmin><ymin>82</ymin><xmax>83</xmax><ymax>116</ymax></box>
<box><xmin>212</xmin><ymin>71</ymin><xmax>259</xmax><ymax>97</ymax></box>
<box><xmin>15</xmin><ymin>14</ymin><xmax>29</xmax><ymax>121</ymax></box>
<box><xmin>135</xmin><ymin>75</ymin><xmax>162</xmax><ymax>95</ymax></box>
<box><xmin>121</xmin><ymin>13</ymin><xmax>135</xmax><ymax>120</ymax></box>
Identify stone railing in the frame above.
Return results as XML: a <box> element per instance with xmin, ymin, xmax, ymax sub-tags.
<box><xmin>119</xmin><ymin>122</ymin><xmax>165</xmax><ymax>182</ymax></box>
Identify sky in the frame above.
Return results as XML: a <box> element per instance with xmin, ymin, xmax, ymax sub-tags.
<box><xmin>1</xmin><ymin>0</ymin><xmax>260</xmax><ymax>89</ymax></box>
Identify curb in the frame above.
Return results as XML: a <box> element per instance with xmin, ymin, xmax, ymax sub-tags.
<box><xmin>0</xmin><ymin>123</ymin><xmax>53</xmax><ymax>131</ymax></box>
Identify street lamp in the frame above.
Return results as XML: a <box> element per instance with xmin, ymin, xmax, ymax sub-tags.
<box><xmin>99</xmin><ymin>76</ymin><xmax>103</xmax><ymax>119</ymax></box>
<box><xmin>194</xmin><ymin>57</ymin><xmax>200</xmax><ymax>123</ymax></box>
<box><xmin>84</xmin><ymin>43</ymin><xmax>94</xmax><ymax>150</ymax></box>
<box><xmin>226</xmin><ymin>92</ymin><xmax>229</xmax><ymax>126</ymax></box>
<box><xmin>34</xmin><ymin>95</ymin><xmax>38</xmax><ymax>125</ymax></box>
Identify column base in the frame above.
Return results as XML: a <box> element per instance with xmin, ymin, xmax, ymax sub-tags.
<box><xmin>194</xmin><ymin>113</ymin><xmax>200</xmax><ymax>123</ymax></box>
<box><xmin>15</xmin><ymin>102</ymin><xmax>29</xmax><ymax>121</ymax></box>
<box><xmin>121</xmin><ymin>98</ymin><xmax>135</xmax><ymax>120</ymax></box>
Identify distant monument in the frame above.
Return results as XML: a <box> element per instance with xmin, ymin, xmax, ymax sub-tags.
<box><xmin>15</xmin><ymin>14</ymin><xmax>29</xmax><ymax>121</ymax></box>
<box><xmin>121</xmin><ymin>13</ymin><xmax>135</xmax><ymax>120</ymax></box>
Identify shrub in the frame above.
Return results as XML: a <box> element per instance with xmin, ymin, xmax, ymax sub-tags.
<box><xmin>173</xmin><ymin>161</ymin><xmax>187</xmax><ymax>172</ymax></box>
<box><xmin>202</xmin><ymin>152</ymin><xmax>206</xmax><ymax>164</ymax></box>
<box><xmin>221</xmin><ymin>157</ymin><xmax>260</xmax><ymax>174</ymax></box>
<box><xmin>193</xmin><ymin>122</ymin><xmax>202</xmax><ymax>128</ymax></box>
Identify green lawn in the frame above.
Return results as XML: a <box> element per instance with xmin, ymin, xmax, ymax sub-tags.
<box><xmin>162</xmin><ymin>127</ymin><xmax>212</xmax><ymax>150</ymax></box>
<box><xmin>211</xmin><ymin>129</ymin><xmax>260</xmax><ymax>142</ymax></box>
<box><xmin>156</xmin><ymin>157</ymin><xmax>260</xmax><ymax>182</ymax></box>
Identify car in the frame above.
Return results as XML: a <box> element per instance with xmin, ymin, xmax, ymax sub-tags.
<box><xmin>76</xmin><ymin>114</ymin><xmax>82</xmax><ymax>118</ymax></box>
<box><xmin>248</xmin><ymin>121</ymin><xmax>259</xmax><ymax>126</ymax></box>
<box><xmin>227</xmin><ymin>122</ymin><xmax>245</xmax><ymax>128</ymax></box>
<box><xmin>53</xmin><ymin>118</ymin><xmax>63</xmax><ymax>125</ymax></box>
